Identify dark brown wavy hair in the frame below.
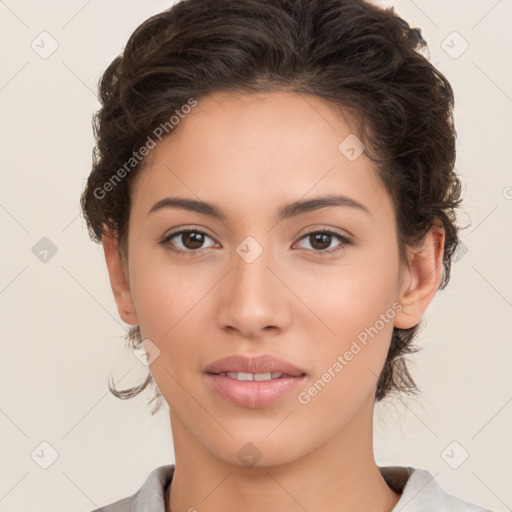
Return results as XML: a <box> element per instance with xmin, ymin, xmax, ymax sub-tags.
<box><xmin>80</xmin><ymin>0</ymin><xmax>461</xmax><ymax>415</ymax></box>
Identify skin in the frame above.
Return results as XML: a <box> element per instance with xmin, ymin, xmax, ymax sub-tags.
<box><xmin>102</xmin><ymin>91</ymin><xmax>444</xmax><ymax>512</ymax></box>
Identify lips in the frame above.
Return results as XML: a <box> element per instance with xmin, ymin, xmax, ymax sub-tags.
<box><xmin>204</xmin><ymin>354</ymin><xmax>307</xmax><ymax>408</ymax></box>
<box><xmin>204</xmin><ymin>354</ymin><xmax>306</xmax><ymax>377</ymax></box>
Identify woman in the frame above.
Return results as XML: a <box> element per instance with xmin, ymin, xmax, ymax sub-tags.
<box><xmin>80</xmin><ymin>0</ymin><xmax>494</xmax><ymax>510</ymax></box>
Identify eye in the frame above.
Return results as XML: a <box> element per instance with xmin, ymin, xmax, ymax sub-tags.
<box><xmin>160</xmin><ymin>227</ymin><xmax>217</xmax><ymax>254</ymax></box>
<box><xmin>160</xmin><ymin>226</ymin><xmax>351</xmax><ymax>256</ymax></box>
<box><xmin>294</xmin><ymin>228</ymin><xmax>351</xmax><ymax>255</ymax></box>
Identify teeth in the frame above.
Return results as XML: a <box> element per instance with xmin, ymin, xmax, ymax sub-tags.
<box><xmin>230</xmin><ymin>371</ymin><xmax>253</xmax><ymax>381</ymax></box>
<box><xmin>254</xmin><ymin>372</ymin><xmax>272</xmax><ymax>381</ymax></box>
<box><xmin>220</xmin><ymin>372</ymin><xmax>283</xmax><ymax>381</ymax></box>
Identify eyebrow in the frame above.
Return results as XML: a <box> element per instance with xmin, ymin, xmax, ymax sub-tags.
<box><xmin>147</xmin><ymin>193</ymin><xmax>370</xmax><ymax>220</ymax></box>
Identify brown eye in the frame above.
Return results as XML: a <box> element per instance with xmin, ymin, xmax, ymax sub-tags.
<box><xmin>161</xmin><ymin>229</ymin><xmax>216</xmax><ymax>253</ymax></box>
<box><xmin>179</xmin><ymin>231</ymin><xmax>206</xmax><ymax>250</ymax></box>
<box><xmin>308</xmin><ymin>232</ymin><xmax>332</xmax><ymax>250</ymax></box>
<box><xmin>295</xmin><ymin>229</ymin><xmax>350</xmax><ymax>254</ymax></box>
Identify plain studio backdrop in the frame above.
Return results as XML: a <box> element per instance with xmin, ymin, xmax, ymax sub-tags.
<box><xmin>0</xmin><ymin>1</ymin><xmax>511</xmax><ymax>511</ymax></box>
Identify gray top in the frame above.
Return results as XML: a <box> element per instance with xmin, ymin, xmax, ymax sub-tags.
<box><xmin>89</xmin><ymin>464</ymin><xmax>494</xmax><ymax>512</ymax></box>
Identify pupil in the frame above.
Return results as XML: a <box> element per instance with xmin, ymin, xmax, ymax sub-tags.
<box><xmin>184</xmin><ymin>232</ymin><xmax>204</xmax><ymax>249</ymax></box>
<box><xmin>311</xmin><ymin>233</ymin><xmax>330</xmax><ymax>250</ymax></box>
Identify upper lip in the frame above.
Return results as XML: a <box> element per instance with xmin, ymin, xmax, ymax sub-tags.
<box><xmin>204</xmin><ymin>354</ymin><xmax>306</xmax><ymax>376</ymax></box>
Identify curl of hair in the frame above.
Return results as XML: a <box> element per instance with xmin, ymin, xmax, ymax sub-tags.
<box><xmin>81</xmin><ymin>0</ymin><xmax>461</xmax><ymax>414</ymax></box>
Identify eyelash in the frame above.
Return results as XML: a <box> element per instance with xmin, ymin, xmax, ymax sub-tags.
<box><xmin>159</xmin><ymin>226</ymin><xmax>351</xmax><ymax>257</ymax></box>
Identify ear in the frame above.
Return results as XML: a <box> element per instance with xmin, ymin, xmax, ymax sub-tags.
<box><xmin>394</xmin><ymin>224</ymin><xmax>445</xmax><ymax>329</ymax></box>
<box><xmin>102</xmin><ymin>224</ymin><xmax>138</xmax><ymax>326</ymax></box>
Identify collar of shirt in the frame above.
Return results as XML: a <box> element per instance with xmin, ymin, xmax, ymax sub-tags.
<box><xmin>95</xmin><ymin>464</ymin><xmax>493</xmax><ymax>512</ymax></box>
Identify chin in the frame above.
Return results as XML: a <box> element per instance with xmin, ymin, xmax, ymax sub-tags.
<box><xmin>208</xmin><ymin>429</ymin><xmax>312</xmax><ymax>470</ymax></box>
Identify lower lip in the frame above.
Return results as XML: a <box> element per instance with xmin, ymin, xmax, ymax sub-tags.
<box><xmin>205</xmin><ymin>373</ymin><xmax>307</xmax><ymax>408</ymax></box>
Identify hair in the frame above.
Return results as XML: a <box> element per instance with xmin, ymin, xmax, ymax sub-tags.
<box><xmin>80</xmin><ymin>0</ymin><xmax>462</xmax><ymax>415</ymax></box>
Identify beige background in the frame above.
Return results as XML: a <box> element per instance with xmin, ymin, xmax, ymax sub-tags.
<box><xmin>0</xmin><ymin>1</ymin><xmax>511</xmax><ymax>511</ymax></box>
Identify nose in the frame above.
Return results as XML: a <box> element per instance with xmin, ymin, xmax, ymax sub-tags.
<box><xmin>216</xmin><ymin>242</ymin><xmax>292</xmax><ymax>340</ymax></box>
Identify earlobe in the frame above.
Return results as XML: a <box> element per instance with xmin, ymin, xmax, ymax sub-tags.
<box><xmin>102</xmin><ymin>224</ymin><xmax>138</xmax><ymax>326</ymax></box>
<box><xmin>394</xmin><ymin>225</ymin><xmax>445</xmax><ymax>330</ymax></box>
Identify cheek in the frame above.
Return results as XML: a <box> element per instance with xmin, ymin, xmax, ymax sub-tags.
<box><xmin>127</xmin><ymin>251</ymin><xmax>215</xmax><ymax>391</ymax></box>
<box><xmin>128</xmin><ymin>259</ymin><xmax>207</xmax><ymax>407</ymax></box>
<box><xmin>296</xmin><ymin>286</ymin><xmax>397</xmax><ymax>420</ymax></box>
<box><xmin>294</xmin><ymin>247</ymin><xmax>400</xmax><ymax>393</ymax></box>
<box><xmin>295</xmin><ymin>242</ymin><xmax>400</xmax><ymax>340</ymax></box>
<box><xmin>128</xmin><ymin>248</ymin><xmax>209</xmax><ymax>340</ymax></box>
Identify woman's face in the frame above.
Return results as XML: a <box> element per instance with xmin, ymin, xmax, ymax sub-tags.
<box><xmin>116</xmin><ymin>91</ymin><xmax>415</xmax><ymax>466</ymax></box>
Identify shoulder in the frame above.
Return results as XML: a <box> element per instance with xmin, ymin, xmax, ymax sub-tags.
<box><xmin>379</xmin><ymin>465</ymin><xmax>495</xmax><ymax>512</ymax></box>
<box><xmin>88</xmin><ymin>464</ymin><xmax>175</xmax><ymax>512</ymax></box>
<box><xmin>89</xmin><ymin>463</ymin><xmax>494</xmax><ymax>512</ymax></box>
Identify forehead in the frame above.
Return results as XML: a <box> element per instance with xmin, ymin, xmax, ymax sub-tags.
<box><xmin>168</xmin><ymin>90</ymin><xmax>360</xmax><ymax>157</ymax></box>
<box><xmin>129</xmin><ymin>91</ymin><xmax>390</xmax><ymax>221</ymax></box>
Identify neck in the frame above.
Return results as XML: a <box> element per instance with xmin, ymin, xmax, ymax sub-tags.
<box><xmin>166</xmin><ymin>395</ymin><xmax>401</xmax><ymax>512</ymax></box>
